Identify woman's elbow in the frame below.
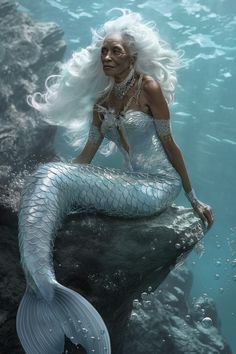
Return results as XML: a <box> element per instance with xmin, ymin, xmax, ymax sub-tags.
<box><xmin>161</xmin><ymin>135</ymin><xmax>179</xmax><ymax>152</ymax></box>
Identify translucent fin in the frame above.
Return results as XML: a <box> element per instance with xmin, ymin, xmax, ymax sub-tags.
<box><xmin>16</xmin><ymin>287</ymin><xmax>64</xmax><ymax>354</ymax></box>
<box><xmin>16</xmin><ymin>284</ymin><xmax>111</xmax><ymax>354</ymax></box>
<box><xmin>53</xmin><ymin>283</ymin><xmax>111</xmax><ymax>352</ymax></box>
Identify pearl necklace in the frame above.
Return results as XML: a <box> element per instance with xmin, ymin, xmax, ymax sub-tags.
<box><xmin>112</xmin><ymin>68</ymin><xmax>136</xmax><ymax>100</ymax></box>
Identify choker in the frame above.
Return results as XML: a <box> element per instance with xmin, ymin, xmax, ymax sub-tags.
<box><xmin>112</xmin><ymin>68</ymin><xmax>136</xmax><ymax>100</ymax></box>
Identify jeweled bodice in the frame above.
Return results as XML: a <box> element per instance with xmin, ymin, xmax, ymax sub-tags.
<box><xmin>100</xmin><ymin>109</ymin><xmax>179</xmax><ymax>178</ymax></box>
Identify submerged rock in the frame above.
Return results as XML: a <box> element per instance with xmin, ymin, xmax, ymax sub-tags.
<box><xmin>54</xmin><ymin>206</ymin><xmax>204</xmax><ymax>353</ymax></box>
<box><xmin>124</xmin><ymin>266</ymin><xmax>232</xmax><ymax>354</ymax></box>
<box><xmin>0</xmin><ymin>0</ymin><xmax>66</xmax><ymax>213</ymax></box>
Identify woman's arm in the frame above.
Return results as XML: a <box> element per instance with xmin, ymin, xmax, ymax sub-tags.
<box><xmin>143</xmin><ymin>77</ymin><xmax>214</xmax><ymax>228</ymax></box>
<box><xmin>72</xmin><ymin>108</ymin><xmax>104</xmax><ymax>164</ymax></box>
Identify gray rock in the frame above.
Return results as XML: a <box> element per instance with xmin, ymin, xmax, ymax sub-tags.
<box><xmin>123</xmin><ymin>266</ymin><xmax>232</xmax><ymax>354</ymax></box>
<box><xmin>53</xmin><ymin>206</ymin><xmax>205</xmax><ymax>353</ymax></box>
<box><xmin>0</xmin><ymin>0</ymin><xmax>66</xmax><ymax>234</ymax></box>
<box><xmin>0</xmin><ymin>0</ymin><xmax>66</xmax><ymax>202</ymax></box>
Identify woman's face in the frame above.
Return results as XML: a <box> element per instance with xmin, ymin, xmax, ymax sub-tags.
<box><xmin>101</xmin><ymin>33</ymin><xmax>133</xmax><ymax>81</ymax></box>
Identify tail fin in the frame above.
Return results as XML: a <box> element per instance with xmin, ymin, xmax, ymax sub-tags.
<box><xmin>16</xmin><ymin>284</ymin><xmax>111</xmax><ymax>354</ymax></box>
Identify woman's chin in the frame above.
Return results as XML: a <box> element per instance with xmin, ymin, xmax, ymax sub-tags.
<box><xmin>103</xmin><ymin>67</ymin><xmax>115</xmax><ymax>77</ymax></box>
<box><xmin>103</xmin><ymin>72</ymin><xmax>114</xmax><ymax>78</ymax></box>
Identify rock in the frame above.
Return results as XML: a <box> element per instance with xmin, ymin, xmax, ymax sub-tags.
<box><xmin>124</xmin><ymin>267</ymin><xmax>232</xmax><ymax>354</ymax></box>
<box><xmin>53</xmin><ymin>207</ymin><xmax>204</xmax><ymax>353</ymax></box>
<box><xmin>0</xmin><ymin>0</ymin><xmax>66</xmax><ymax>212</ymax></box>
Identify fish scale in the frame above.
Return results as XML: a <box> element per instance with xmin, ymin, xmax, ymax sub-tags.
<box><xmin>18</xmin><ymin>162</ymin><xmax>181</xmax><ymax>288</ymax></box>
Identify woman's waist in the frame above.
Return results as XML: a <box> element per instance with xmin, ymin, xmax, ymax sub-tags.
<box><xmin>126</xmin><ymin>151</ymin><xmax>180</xmax><ymax>179</ymax></box>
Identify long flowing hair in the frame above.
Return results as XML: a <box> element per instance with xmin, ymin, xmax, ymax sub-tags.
<box><xmin>27</xmin><ymin>9</ymin><xmax>181</xmax><ymax>153</ymax></box>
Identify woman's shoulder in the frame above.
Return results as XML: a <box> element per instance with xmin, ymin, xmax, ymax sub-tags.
<box><xmin>141</xmin><ymin>74</ymin><xmax>162</xmax><ymax>97</ymax></box>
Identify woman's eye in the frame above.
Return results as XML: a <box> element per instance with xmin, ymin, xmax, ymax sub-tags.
<box><xmin>113</xmin><ymin>48</ymin><xmax>122</xmax><ymax>55</ymax></box>
<box><xmin>101</xmin><ymin>48</ymin><xmax>107</xmax><ymax>55</ymax></box>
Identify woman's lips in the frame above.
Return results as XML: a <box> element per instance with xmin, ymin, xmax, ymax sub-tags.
<box><xmin>103</xmin><ymin>65</ymin><xmax>115</xmax><ymax>69</ymax></box>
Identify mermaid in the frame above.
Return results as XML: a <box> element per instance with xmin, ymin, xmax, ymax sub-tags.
<box><xmin>16</xmin><ymin>9</ymin><xmax>214</xmax><ymax>354</ymax></box>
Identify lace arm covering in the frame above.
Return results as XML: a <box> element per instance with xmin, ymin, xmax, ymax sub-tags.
<box><xmin>87</xmin><ymin>123</ymin><xmax>104</xmax><ymax>146</ymax></box>
<box><xmin>153</xmin><ymin>118</ymin><xmax>172</xmax><ymax>138</ymax></box>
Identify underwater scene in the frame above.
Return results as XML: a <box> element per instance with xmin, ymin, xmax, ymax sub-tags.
<box><xmin>0</xmin><ymin>0</ymin><xmax>235</xmax><ymax>353</ymax></box>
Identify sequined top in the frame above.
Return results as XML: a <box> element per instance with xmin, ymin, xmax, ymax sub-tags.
<box><xmin>99</xmin><ymin>108</ymin><xmax>180</xmax><ymax>180</ymax></box>
<box><xmin>88</xmin><ymin>74</ymin><xmax>180</xmax><ymax>180</ymax></box>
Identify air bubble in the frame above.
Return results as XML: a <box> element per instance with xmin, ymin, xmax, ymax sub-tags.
<box><xmin>82</xmin><ymin>328</ymin><xmax>88</xmax><ymax>335</ymax></box>
<box><xmin>201</xmin><ymin>317</ymin><xmax>213</xmax><ymax>328</ymax></box>
<box><xmin>141</xmin><ymin>292</ymin><xmax>148</xmax><ymax>300</ymax></box>
<box><xmin>133</xmin><ymin>299</ymin><xmax>141</xmax><ymax>309</ymax></box>
<box><xmin>130</xmin><ymin>313</ymin><xmax>138</xmax><ymax>321</ymax></box>
<box><xmin>143</xmin><ymin>300</ymin><xmax>152</xmax><ymax>308</ymax></box>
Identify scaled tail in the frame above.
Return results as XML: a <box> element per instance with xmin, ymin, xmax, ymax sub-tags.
<box><xmin>16</xmin><ymin>282</ymin><xmax>111</xmax><ymax>354</ymax></box>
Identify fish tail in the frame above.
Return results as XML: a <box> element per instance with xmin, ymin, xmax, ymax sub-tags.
<box><xmin>16</xmin><ymin>283</ymin><xmax>111</xmax><ymax>354</ymax></box>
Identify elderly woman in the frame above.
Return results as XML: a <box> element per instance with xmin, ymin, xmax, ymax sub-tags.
<box><xmin>17</xmin><ymin>10</ymin><xmax>213</xmax><ymax>354</ymax></box>
<box><xmin>72</xmin><ymin>30</ymin><xmax>213</xmax><ymax>224</ymax></box>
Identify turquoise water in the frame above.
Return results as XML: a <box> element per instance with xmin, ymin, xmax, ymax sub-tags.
<box><xmin>18</xmin><ymin>0</ymin><xmax>236</xmax><ymax>351</ymax></box>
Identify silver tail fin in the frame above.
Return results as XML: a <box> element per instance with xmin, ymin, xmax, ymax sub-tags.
<box><xmin>16</xmin><ymin>283</ymin><xmax>111</xmax><ymax>354</ymax></box>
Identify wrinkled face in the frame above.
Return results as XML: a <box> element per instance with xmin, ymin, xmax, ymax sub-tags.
<box><xmin>101</xmin><ymin>33</ymin><xmax>134</xmax><ymax>80</ymax></box>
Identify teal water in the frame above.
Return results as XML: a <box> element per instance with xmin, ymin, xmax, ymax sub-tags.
<box><xmin>18</xmin><ymin>0</ymin><xmax>236</xmax><ymax>351</ymax></box>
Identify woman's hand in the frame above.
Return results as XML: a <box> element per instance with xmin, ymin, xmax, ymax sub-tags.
<box><xmin>191</xmin><ymin>200</ymin><xmax>214</xmax><ymax>230</ymax></box>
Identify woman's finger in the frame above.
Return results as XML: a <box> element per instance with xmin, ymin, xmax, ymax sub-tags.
<box><xmin>192</xmin><ymin>203</ymin><xmax>214</xmax><ymax>229</ymax></box>
<box><xmin>203</xmin><ymin>208</ymin><xmax>214</xmax><ymax>228</ymax></box>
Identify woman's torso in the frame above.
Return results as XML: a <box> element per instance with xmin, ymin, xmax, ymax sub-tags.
<box><xmin>97</xmin><ymin>74</ymin><xmax>180</xmax><ymax>179</ymax></box>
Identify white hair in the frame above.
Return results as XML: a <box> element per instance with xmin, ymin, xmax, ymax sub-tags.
<box><xmin>27</xmin><ymin>9</ymin><xmax>182</xmax><ymax>152</ymax></box>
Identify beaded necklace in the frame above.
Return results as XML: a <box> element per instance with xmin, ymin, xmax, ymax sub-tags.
<box><xmin>112</xmin><ymin>67</ymin><xmax>136</xmax><ymax>100</ymax></box>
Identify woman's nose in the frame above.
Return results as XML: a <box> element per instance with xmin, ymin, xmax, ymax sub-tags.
<box><xmin>104</xmin><ymin>51</ymin><xmax>112</xmax><ymax>61</ymax></box>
